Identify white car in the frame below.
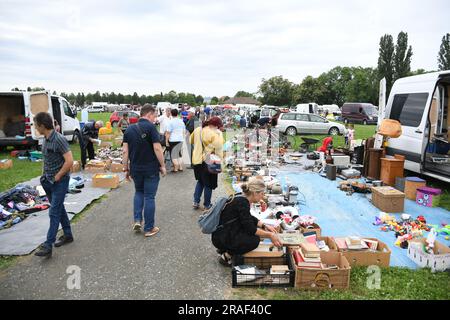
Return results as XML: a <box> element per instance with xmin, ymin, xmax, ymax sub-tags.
<box><xmin>85</xmin><ymin>105</ymin><xmax>105</xmax><ymax>113</ymax></box>
<box><xmin>276</xmin><ymin>112</ymin><xmax>347</xmax><ymax>136</ymax></box>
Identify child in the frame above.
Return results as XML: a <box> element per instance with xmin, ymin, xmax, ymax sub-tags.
<box><xmin>118</xmin><ymin>113</ymin><xmax>130</xmax><ymax>135</ymax></box>
<box><xmin>347</xmin><ymin>124</ymin><xmax>355</xmax><ymax>147</ymax></box>
<box><xmin>344</xmin><ymin>124</ymin><xmax>349</xmax><ymax>146</ymax></box>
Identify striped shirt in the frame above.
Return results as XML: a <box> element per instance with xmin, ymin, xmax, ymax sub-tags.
<box><xmin>42</xmin><ymin>130</ymin><xmax>70</xmax><ymax>180</ymax></box>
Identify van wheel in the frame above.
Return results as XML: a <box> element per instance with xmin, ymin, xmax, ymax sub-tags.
<box><xmin>112</xmin><ymin>121</ymin><xmax>118</xmax><ymax>128</ymax></box>
<box><xmin>363</xmin><ymin>120</ymin><xmax>368</xmax><ymax>125</ymax></box>
<box><xmin>328</xmin><ymin>127</ymin><xmax>339</xmax><ymax>136</ymax></box>
<box><xmin>286</xmin><ymin>127</ymin><xmax>297</xmax><ymax>136</ymax></box>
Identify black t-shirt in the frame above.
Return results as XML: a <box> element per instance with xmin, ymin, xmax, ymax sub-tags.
<box><xmin>123</xmin><ymin>118</ymin><xmax>161</xmax><ymax>175</ymax></box>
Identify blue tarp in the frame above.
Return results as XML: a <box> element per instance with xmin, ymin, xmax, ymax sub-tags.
<box><xmin>277</xmin><ymin>171</ymin><xmax>450</xmax><ymax>269</ymax></box>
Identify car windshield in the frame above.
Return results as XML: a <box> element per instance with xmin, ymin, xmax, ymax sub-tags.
<box><xmin>364</xmin><ymin>105</ymin><xmax>377</xmax><ymax>116</ymax></box>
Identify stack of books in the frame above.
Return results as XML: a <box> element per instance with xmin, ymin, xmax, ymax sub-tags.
<box><xmin>334</xmin><ymin>237</ymin><xmax>378</xmax><ymax>251</ymax></box>
<box><xmin>293</xmin><ymin>243</ymin><xmax>322</xmax><ymax>269</ymax></box>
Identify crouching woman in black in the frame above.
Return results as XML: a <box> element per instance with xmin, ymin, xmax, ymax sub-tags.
<box><xmin>212</xmin><ymin>177</ymin><xmax>282</xmax><ymax>266</ymax></box>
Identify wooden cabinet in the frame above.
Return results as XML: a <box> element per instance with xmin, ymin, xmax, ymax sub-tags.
<box><xmin>380</xmin><ymin>158</ymin><xmax>404</xmax><ymax>186</ymax></box>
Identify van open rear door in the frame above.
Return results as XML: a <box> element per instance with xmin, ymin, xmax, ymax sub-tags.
<box><xmin>28</xmin><ymin>91</ymin><xmax>53</xmax><ymax>140</ymax></box>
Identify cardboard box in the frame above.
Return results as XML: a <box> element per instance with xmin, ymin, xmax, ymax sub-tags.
<box><xmin>98</xmin><ymin>134</ymin><xmax>115</xmax><ymax>141</ymax></box>
<box><xmin>407</xmin><ymin>238</ymin><xmax>450</xmax><ymax>272</ymax></box>
<box><xmin>110</xmin><ymin>162</ymin><xmax>125</xmax><ymax>173</ymax></box>
<box><xmin>0</xmin><ymin>159</ymin><xmax>13</xmax><ymax>170</ymax></box>
<box><xmin>371</xmin><ymin>186</ymin><xmax>405</xmax><ymax>213</ymax></box>
<box><xmin>317</xmin><ymin>236</ymin><xmax>338</xmax><ymax>253</ymax></box>
<box><xmin>92</xmin><ymin>174</ymin><xmax>120</xmax><ymax>189</ymax></box>
<box><xmin>85</xmin><ymin>160</ymin><xmax>107</xmax><ymax>174</ymax></box>
<box><xmin>290</xmin><ymin>251</ymin><xmax>351</xmax><ymax>290</ymax></box>
<box><xmin>243</xmin><ymin>243</ymin><xmax>285</xmax><ymax>258</ymax></box>
<box><xmin>70</xmin><ymin>161</ymin><xmax>81</xmax><ymax>173</ymax></box>
<box><xmin>332</xmin><ymin>237</ymin><xmax>391</xmax><ymax>267</ymax></box>
<box><xmin>300</xmin><ymin>223</ymin><xmax>322</xmax><ymax>237</ymax></box>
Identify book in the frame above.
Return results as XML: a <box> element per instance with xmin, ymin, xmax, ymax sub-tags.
<box><xmin>303</xmin><ymin>231</ymin><xmax>317</xmax><ymax>244</ymax></box>
<box><xmin>345</xmin><ymin>237</ymin><xmax>369</xmax><ymax>250</ymax></box>
<box><xmin>316</xmin><ymin>240</ymin><xmax>330</xmax><ymax>252</ymax></box>
<box><xmin>334</xmin><ymin>237</ymin><xmax>348</xmax><ymax>250</ymax></box>
<box><xmin>298</xmin><ymin>249</ymin><xmax>321</xmax><ymax>263</ymax></box>
<box><xmin>300</xmin><ymin>243</ymin><xmax>321</xmax><ymax>257</ymax></box>
<box><xmin>362</xmin><ymin>239</ymin><xmax>379</xmax><ymax>251</ymax></box>
<box><xmin>294</xmin><ymin>250</ymin><xmax>322</xmax><ymax>268</ymax></box>
<box><xmin>278</xmin><ymin>233</ymin><xmax>305</xmax><ymax>246</ymax></box>
<box><xmin>270</xmin><ymin>265</ymin><xmax>290</xmax><ymax>275</ymax></box>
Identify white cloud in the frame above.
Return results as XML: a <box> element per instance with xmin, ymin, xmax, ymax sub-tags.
<box><xmin>0</xmin><ymin>0</ymin><xmax>449</xmax><ymax>97</ymax></box>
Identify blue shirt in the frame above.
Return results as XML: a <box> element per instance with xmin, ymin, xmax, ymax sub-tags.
<box><xmin>123</xmin><ymin>118</ymin><xmax>161</xmax><ymax>175</ymax></box>
<box><xmin>167</xmin><ymin>118</ymin><xmax>185</xmax><ymax>142</ymax></box>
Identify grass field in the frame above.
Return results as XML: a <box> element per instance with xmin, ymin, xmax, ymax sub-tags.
<box><xmin>231</xmin><ymin>266</ymin><xmax>450</xmax><ymax>300</ymax></box>
<box><xmin>0</xmin><ymin>113</ymin><xmax>114</xmax><ymax>192</ymax></box>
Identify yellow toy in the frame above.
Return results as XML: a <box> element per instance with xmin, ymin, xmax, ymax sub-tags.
<box><xmin>99</xmin><ymin>122</ymin><xmax>113</xmax><ymax>135</ymax></box>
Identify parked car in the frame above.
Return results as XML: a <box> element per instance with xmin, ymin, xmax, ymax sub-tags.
<box><xmin>383</xmin><ymin>70</ymin><xmax>450</xmax><ymax>183</ymax></box>
<box><xmin>341</xmin><ymin>103</ymin><xmax>378</xmax><ymax>125</ymax></box>
<box><xmin>0</xmin><ymin>91</ymin><xmax>80</xmax><ymax>150</ymax></box>
<box><xmin>109</xmin><ymin>110</ymin><xmax>140</xmax><ymax>127</ymax></box>
<box><xmin>85</xmin><ymin>105</ymin><xmax>105</xmax><ymax>113</ymax></box>
<box><xmin>276</xmin><ymin>112</ymin><xmax>346</xmax><ymax>136</ymax></box>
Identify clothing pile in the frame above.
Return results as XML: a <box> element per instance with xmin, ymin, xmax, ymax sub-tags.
<box><xmin>68</xmin><ymin>176</ymin><xmax>86</xmax><ymax>194</ymax></box>
<box><xmin>0</xmin><ymin>185</ymin><xmax>50</xmax><ymax>230</ymax></box>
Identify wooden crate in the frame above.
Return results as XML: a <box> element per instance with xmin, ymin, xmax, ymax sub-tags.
<box><xmin>380</xmin><ymin>158</ymin><xmax>404</xmax><ymax>186</ymax></box>
<box><xmin>404</xmin><ymin>177</ymin><xmax>426</xmax><ymax>200</ymax></box>
<box><xmin>371</xmin><ymin>186</ymin><xmax>405</xmax><ymax>213</ymax></box>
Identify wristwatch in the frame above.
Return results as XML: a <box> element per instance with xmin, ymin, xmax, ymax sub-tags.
<box><xmin>261</xmin><ymin>223</ymin><xmax>266</xmax><ymax>230</ymax></box>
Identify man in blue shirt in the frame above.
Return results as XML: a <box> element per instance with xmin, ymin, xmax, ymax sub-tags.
<box><xmin>123</xmin><ymin>104</ymin><xmax>166</xmax><ymax>237</ymax></box>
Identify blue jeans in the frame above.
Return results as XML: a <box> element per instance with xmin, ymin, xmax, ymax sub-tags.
<box><xmin>132</xmin><ymin>172</ymin><xmax>160</xmax><ymax>232</ymax></box>
<box><xmin>41</xmin><ymin>175</ymin><xmax>72</xmax><ymax>249</ymax></box>
<box><xmin>194</xmin><ymin>180</ymin><xmax>212</xmax><ymax>208</ymax></box>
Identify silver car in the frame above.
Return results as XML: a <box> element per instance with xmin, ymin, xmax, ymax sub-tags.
<box><xmin>276</xmin><ymin>112</ymin><xmax>347</xmax><ymax>136</ymax></box>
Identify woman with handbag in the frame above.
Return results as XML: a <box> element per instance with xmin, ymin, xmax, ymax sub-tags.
<box><xmin>190</xmin><ymin>117</ymin><xmax>224</xmax><ymax>210</ymax></box>
<box><xmin>212</xmin><ymin>177</ymin><xmax>282</xmax><ymax>266</ymax></box>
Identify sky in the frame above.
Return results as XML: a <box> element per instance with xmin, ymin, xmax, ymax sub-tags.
<box><xmin>0</xmin><ymin>0</ymin><xmax>449</xmax><ymax>97</ymax></box>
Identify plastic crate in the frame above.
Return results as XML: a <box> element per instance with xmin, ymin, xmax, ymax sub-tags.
<box><xmin>231</xmin><ymin>254</ymin><xmax>295</xmax><ymax>288</ymax></box>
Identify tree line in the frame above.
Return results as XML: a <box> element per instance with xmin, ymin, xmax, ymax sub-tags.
<box><xmin>12</xmin><ymin>32</ymin><xmax>450</xmax><ymax>108</ymax></box>
<box><xmin>257</xmin><ymin>32</ymin><xmax>450</xmax><ymax>107</ymax></box>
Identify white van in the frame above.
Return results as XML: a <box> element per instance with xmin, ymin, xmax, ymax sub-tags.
<box><xmin>0</xmin><ymin>91</ymin><xmax>80</xmax><ymax>150</ymax></box>
<box><xmin>156</xmin><ymin>102</ymin><xmax>173</xmax><ymax>115</ymax></box>
<box><xmin>85</xmin><ymin>105</ymin><xmax>105</xmax><ymax>113</ymax></box>
<box><xmin>322</xmin><ymin>104</ymin><xmax>341</xmax><ymax>115</ymax></box>
<box><xmin>294</xmin><ymin>103</ymin><xmax>320</xmax><ymax>114</ymax></box>
<box><xmin>384</xmin><ymin>71</ymin><xmax>450</xmax><ymax>183</ymax></box>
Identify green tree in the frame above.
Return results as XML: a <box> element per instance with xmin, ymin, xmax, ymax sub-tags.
<box><xmin>116</xmin><ymin>93</ymin><xmax>124</xmax><ymax>104</ymax></box>
<box><xmin>210</xmin><ymin>96</ymin><xmax>219</xmax><ymax>104</ymax></box>
<box><xmin>93</xmin><ymin>91</ymin><xmax>101</xmax><ymax>102</ymax></box>
<box><xmin>85</xmin><ymin>93</ymin><xmax>94</xmax><ymax>105</ymax></box>
<box><xmin>345</xmin><ymin>67</ymin><xmax>378</xmax><ymax>105</ymax></box>
<box><xmin>132</xmin><ymin>92</ymin><xmax>140</xmax><ymax>105</ymax></box>
<box><xmin>438</xmin><ymin>33</ymin><xmax>450</xmax><ymax>71</ymax></box>
<box><xmin>234</xmin><ymin>91</ymin><xmax>255</xmax><ymax>98</ymax></box>
<box><xmin>394</xmin><ymin>31</ymin><xmax>413</xmax><ymax>80</ymax></box>
<box><xmin>109</xmin><ymin>92</ymin><xmax>117</xmax><ymax>104</ymax></box>
<box><xmin>195</xmin><ymin>95</ymin><xmax>204</xmax><ymax>105</ymax></box>
<box><xmin>124</xmin><ymin>94</ymin><xmax>132</xmax><ymax>104</ymax></box>
<box><xmin>258</xmin><ymin>76</ymin><xmax>294</xmax><ymax>106</ymax></box>
<box><xmin>377</xmin><ymin>34</ymin><xmax>395</xmax><ymax>97</ymax></box>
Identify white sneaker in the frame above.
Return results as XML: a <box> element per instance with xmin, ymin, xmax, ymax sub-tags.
<box><xmin>133</xmin><ymin>222</ymin><xmax>142</xmax><ymax>232</ymax></box>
